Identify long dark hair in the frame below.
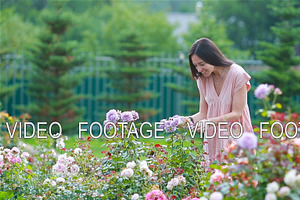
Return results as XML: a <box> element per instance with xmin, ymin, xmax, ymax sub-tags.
<box><xmin>188</xmin><ymin>38</ymin><xmax>233</xmax><ymax>79</ymax></box>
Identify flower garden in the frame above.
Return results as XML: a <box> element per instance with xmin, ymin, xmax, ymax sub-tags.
<box><xmin>0</xmin><ymin>85</ymin><xmax>300</xmax><ymax>200</ymax></box>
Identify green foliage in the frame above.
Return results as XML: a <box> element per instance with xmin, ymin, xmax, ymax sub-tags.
<box><xmin>98</xmin><ymin>2</ymin><xmax>178</xmax><ymax>121</ymax></box>
<box><xmin>206</xmin><ymin>0</ymin><xmax>278</xmax><ymax>55</ymax></box>
<box><xmin>24</xmin><ymin>2</ymin><xmax>86</xmax><ymax>134</ymax></box>
<box><xmin>0</xmin><ymin>8</ymin><xmax>40</xmax><ymax>55</ymax></box>
<box><xmin>255</xmin><ymin>0</ymin><xmax>300</xmax><ymax>110</ymax></box>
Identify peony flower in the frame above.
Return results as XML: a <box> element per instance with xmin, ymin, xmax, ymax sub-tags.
<box><xmin>274</xmin><ymin>88</ymin><xmax>282</xmax><ymax>95</ymax></box>
<box><xmin>106</xmin><ymin>109</ymin><xmax>120</xmax><ymax>123</ymax></box>
<box><xmin>56</xmin><ymin>177</ymin><xmax>65</xmax><ymax>184</ymax></box>
<box><xmin>126</xmin><ymin>161</ymin><xmax>136</xmax><ymax>169</ymax></box>
<box><xmin>237</xmin><ymin>132</ymin><xmax>258</xmax><ymax>150</ymax></box>
<box><xmin>11</xmin><ymin>147</ymin><xmax>20</xmax><ymax>155</ymax></box>
<box><xmin>120</xmin><ymin>168</ymin><xmax>134</xmax><ymax>178</ymax></box>
<box><xmin>74</xmin><ymin>148</ymin><xmax>82</xmax><ymax>155</ymax></box>
<box><xmin>121</xmin><ymin>111</ymin><xmax>134</xmax><ymax>122</ymax></box>
<box><xmin>277</xmin><ymin>186</ymin><xmax>291</xmax><ymax>197</ymax></box>
<box><xmin>254</xmin><ymin>84</ymin><xmax>272</xmax><ymax>99</ymax></box>
<box><xmin>284</xmin><ymin>169</ymin><xmax>297</xmax><ymax>187</ymax></box>
<box><xmin>145</xmin><ymin>190</ymin><xmax>167</xmax><ymax>200</ymax></box>
<box><xmin>131</xmin><ymin>110</ymin><xmax>139</xmax><ymax>121</ymax></box>
<box><xmin>70</xmin><ymin>164</ymin><xmax>80</xmax><ymax>174</ymax></box>
<box><xmin>265</xmin><ymin>193</ymin><xmax>277</xmax><ymax>200</ymax></box>
<box><xmin>210</xmin><ymin>170</ymin><xmax>224</xmax><ymax>184</ymax></box>
<box><xmin>209</xmin><ymin>192</ymin><xmax>223</xmax><ymax>200</ymax></box>
<box><xmin>131</xmin><ymin>193</ymin><xmax>139</xmax><ymax>200</ymax></box>
<box><xmin>266</xmin><ymin>182</ymin><xmax>279</xmax><ymax>193</ymax></box>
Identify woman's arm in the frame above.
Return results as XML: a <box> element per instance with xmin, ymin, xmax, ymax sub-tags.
<box><xmin>189</xmin><ymin>89</ymin><xmax>208</xmax><ymax>122</ymax></box>
<box><xmin>208</xmin><ymin>84</ymin><xmax>247</xmax><ymax>124</ymax></box>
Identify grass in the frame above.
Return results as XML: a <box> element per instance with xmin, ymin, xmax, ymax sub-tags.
<box><xmin>18</xmin><ymin>133</ymin><xmax>204</xmax><ymax>157</ymax></box>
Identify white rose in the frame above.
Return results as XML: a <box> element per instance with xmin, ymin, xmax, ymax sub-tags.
<box><xmin>265</xmin><ymin>193</ymin><xmax>277</xmax><ymax>200</ymax></box>
<box><xmin>266</xmin><ymin>182</ymin><xmax>279</xmax><ymax>193</ymax></box>
<box><xmin>127</xmin><ymin>161</ymin><xmax>136</xmax><ymax>169</ymax></box>
<box><xmin>74</xmin><ymin>148</ymin><xmax>82</xmax><ymax>155</ymax></box>
<box><xmin>170</xmin><ymin>178</ymin><xmax>179</xmax><ymax>187</ymax></box>
<box><xmin>131</xmin><ymin>193</ymin><xmax>139</xmax><ymax>200</ymax></box>
<box><xmin>140</xmin><ymin>160</ymin><xmax>148</xmax><ymax>171</ymax></box>
<box><xmin>167</xmin><ymin>182</ymin><xmax>173</xmax><ymax>190</ymax></box>
<box><xmin>209</xmin><ymin>191</ymin><xmax>223</xmax><ymax>200</ymax></box>
<box><xmin>277</xmin><ymin>186</ymin><xmax>291</xmax><ymax>197</ymax></box>
<box><xmin>177</xmin><ymin>175</ymin><xmax>186</xmax><ymax>184</ymax></box>
<box><xmin>284</xmin><ymin>169</ymin><xmax>297</xmax><ymax>187</ymax></box>
<box><xmin>50</xmin><ymin>181</ymin><xmax>56</xmax><ymax>187</ymax></box>
<box><xmin>145</xmin><ymin>169</ymin><xmax>153</xmax><ymax>177</ymax></box>
<box><xmin>120</xmin><ymin>168</ymin><xmax>134</xmax><ymax>178</ymax></box>
<box><xmin>56</xmin><ymin>177</ymin><xmax>65</xmax><ymax>184</ymax></box>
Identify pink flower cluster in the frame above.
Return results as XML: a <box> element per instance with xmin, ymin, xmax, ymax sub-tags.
<box><xmin>254</xmin><ymin>84</ymin><xmax>282</xmax><ymax>99</ymax></box>
<box><xmin>210</xmin><ymin>170</ymin><xmax>224</xmax><ymax>184</ymax></box>
<box><xmin>105</xmin><ymin>109</ymin><xmax>139</xmax><ymax>124</ymax></box>
<box><xmin>52</xmin><ymin>153</ymin><xmax>80</xmax><ymax>176</ymax></box>
<box><xmin>0</xmin><ymin>147</ymin><xmax>30</xmax><ymax>174</ymax></box>
<box><xmin>145</xmin><ymin>190</ymin><xmax>167</xmax><ymax>200</ymax></box>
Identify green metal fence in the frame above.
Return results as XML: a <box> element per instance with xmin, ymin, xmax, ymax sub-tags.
<box><xmin>1</xmin><ymin>54</ymin><xmax>299</xmax><ymax>123</ymax></box>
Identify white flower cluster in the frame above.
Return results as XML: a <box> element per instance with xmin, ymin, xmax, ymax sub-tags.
<box><xmin>120</xmin><ymin>161</ymin><xmax>136</xmax><ymax>178</ymax></box>
<box><xmin>265</xmin><ymin>169</ymin><xmax>300</xmax><ymax>200</ymax></box>
<box><xmin>167</xmin><ymin>175</ymin><xmax>186</xmax><ymax>190</ymax></box>
<box><xmin>139</xmin><ymin>160</ymin><xmax>153</xmax><ymax>177</ymax></box>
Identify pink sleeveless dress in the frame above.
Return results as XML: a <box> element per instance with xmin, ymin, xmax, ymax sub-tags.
<box><xmin>196</xmin><ymin>63</ymin><xmax>253</xmax><ymax>163</ymax></box>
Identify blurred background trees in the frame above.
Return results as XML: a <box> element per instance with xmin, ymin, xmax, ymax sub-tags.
<box><xmin>97</xmin><ymin>2</ymin><xmax>178</xmax><ymax>121</ymax></box>
<box><xmin>0</xmin><ymin>0</ymin><xmax>299</xmax><ymax>133</ymax></box>
<box><xmin>20</xmin><ymin>1</ymin><xmax>86</xmax><ymax>134</ymax></box>
<box><xmin>255</xmin><ymin>0</ymin><xmax>300</xmax><ymax>110</ymax></box>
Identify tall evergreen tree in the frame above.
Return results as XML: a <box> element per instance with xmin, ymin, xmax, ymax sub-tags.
<box><xmin>98</xmin><ymin>2</ymin><xmax>178</xmax><ymax>121</ymax></box>
<box><xmin>255</xmin><ymin>0</ymin><xmax>300</xmax><ymax>109</ymax></box>
<box><xmin>24</xmin><ymin>1</ymin><xmax>86</xmax><ymax>134</ymax></box>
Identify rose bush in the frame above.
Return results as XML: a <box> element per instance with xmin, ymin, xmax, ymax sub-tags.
<box><xmin>0</xmin><ymin>84</ymin><xmax>299</xmax><ymax>199</ymax></box>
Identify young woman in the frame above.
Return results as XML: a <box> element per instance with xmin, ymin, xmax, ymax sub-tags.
<box><xmin>187</xmin><ymin>38</ymin><xmax>253</xmax><ymax>164</ymax></box>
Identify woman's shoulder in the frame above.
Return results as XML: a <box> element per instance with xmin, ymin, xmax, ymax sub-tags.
<box><xmin>230</xmin><ymin>63</ymin><xmax>249</xmax><ymax>76</ymax></box>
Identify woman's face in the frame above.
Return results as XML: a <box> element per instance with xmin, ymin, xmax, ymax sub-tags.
<box><xmin>191</xmin><ymin>54</ymin><xmax>214</xmax><ymax>77</ymax></box>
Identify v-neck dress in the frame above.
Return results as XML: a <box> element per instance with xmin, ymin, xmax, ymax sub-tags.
<box><xmin>196</xmin><ymin>63</ymin><xmax>253</xmax><ymax>163</ymax></box>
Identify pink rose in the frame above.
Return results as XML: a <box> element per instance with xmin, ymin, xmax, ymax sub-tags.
<box><xmin>210</xmin><ymin>170</ymin><xmax>224</xmax><ymax>184</ymax></box>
